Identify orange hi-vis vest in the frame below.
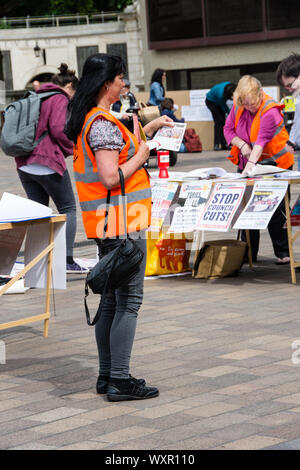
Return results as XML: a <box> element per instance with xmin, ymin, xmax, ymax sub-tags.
<box><xmin>73</xmin><ymin>107</ymin><xmax>151</xmax><ymax>239</ymax></box>
<box><xmin>227</xmin><ymin>92</ymin><xmax>294</xmax><ymax>169</ymax></box>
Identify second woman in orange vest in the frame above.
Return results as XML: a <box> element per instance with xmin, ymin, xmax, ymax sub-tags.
<box><xmin>224</xmin><ymin>75</ymin><xmax>294</xmax><ymax>264</ymax></box>
<box><xmin>66</xmin><ymin>53</ymin><xmax>173</xmax><ymax>402</ymax></box>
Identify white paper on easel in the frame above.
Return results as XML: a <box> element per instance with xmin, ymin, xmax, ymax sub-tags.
<box><xmin>24</xmin><ymin>218</ymin><xmax>66</xmax><ymax>289</ymax></box>
<box><xmin>0</xmin><ymin>192</ymin><xmax>52</xmax><ymax>222</ymax></box>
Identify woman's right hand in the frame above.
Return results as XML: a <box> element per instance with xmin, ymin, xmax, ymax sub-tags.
<box><xmin>137</xmin><ymin>140</ymin><xmax>150</xmax><ymax>165</ymax></box>
<box><xmin>240</xmin><ymin>142</ymin><xmax>252</xmax><ymax>157</ymax></box>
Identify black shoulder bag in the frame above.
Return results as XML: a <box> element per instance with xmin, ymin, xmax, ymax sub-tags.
<box><xmin>84</xmin><ymin>168</ymin><xmax>144</xmax><ymax>326</ymax></box>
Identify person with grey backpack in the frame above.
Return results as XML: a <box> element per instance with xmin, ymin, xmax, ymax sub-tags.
<box><xmin>1</xmin><ymin>63</ymin><xmax>87</xmax><ymax>273</ymax></box>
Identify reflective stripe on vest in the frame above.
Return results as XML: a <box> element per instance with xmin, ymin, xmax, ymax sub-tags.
<box><xmin>73</xmin><ymin>107</ymin><xmax>151</xmax><ymax>238</ymax></box>
<box><xmin>79</xmin><ymin>189</ymin><xmax>151</xmax><ymax>212</ymax></box>
<box><xmin>74</xmin><ymin>111</ymin><xmax>136</xmax><ymax>185</ymax></box>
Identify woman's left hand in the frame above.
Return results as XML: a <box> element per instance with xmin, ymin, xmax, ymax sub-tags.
<box><xmin>143</xmin><ymin>115</ymin><xmax>174</xmax><ymax>137</ymax></box>
<box><xmin>153</xmin><ymin>115</ymin><xmax>174</xmax><ymax>130</ymax></box>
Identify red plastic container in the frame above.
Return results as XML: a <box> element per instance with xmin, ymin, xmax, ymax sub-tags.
<box><xmin>157</xmin><ymin>150</ymin><xmax>169</xmax><ymax>178</ymax></box>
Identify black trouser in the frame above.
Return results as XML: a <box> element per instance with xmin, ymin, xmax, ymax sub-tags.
<box><xmin>18</xmin><ymin>169</ymin><xmax>77</xmax><ymax>258</ymax></box>
<box><xmin>205</xmin><ymin>98</ymin><xmax>227</xmax><ymax>148</ymax></box>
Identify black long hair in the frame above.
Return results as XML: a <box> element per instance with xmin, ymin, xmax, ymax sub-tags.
<box><xmin>151</xmin><ymin>68</ymin><xmax>165</xmax><ymax>85</ymax></box>
<box><xmin>150</xmin><ymin>68</ymin><xmax>166</xmax><ymax>96</ymax></box>
<box><xmin>65</xmin><ymin>53</ymin><xmax>126</xmax><ymax>143</ymax></box>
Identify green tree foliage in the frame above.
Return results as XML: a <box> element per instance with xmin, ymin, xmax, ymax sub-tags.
<box><xmin>1</xmin><ymin>0</ymin><xmax>133</xmax><ymax>17</ymax></box>
<box><xmin>49</xmin><ymin>0</ymin><xmax>94</xmax><ymax>15</ymax></box>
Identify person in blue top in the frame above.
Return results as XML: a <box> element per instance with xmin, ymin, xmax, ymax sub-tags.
<box><xmin>205</xmin><ymin>81</ymin><xmax>236</xmax><ymax>151</ymax></box>
<box><xmin>148</xmin><ymin>69</ymin><xmax>166</xmax><ymax>106</ymax></box>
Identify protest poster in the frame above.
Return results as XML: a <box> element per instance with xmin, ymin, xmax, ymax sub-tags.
<box><xmin>169</xmin><ymin>181</ymin><xmax>212</xmax><ymax>233</ymax></box>
<box><xmin>149</xmin><ymin>180</ymin><xmax>178</xmax><ymax>231</ymax></box>
<box><xmin>233</xmin><ymin>180</ymin><xmax>288</xmax><ymax>230</ymax></box>
<box><xmin>196</xmin><ymin>182</ymin><xmax>246</xmax><ymax>232</ymax></box>
<box><xmin>289</xmin><ymin>196</ymin><xmax>300</xmax><ymax>227</ymax></box>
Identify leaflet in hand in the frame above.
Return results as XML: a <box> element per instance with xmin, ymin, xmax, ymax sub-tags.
<box><xmin>146</xmin><ymin>122</ymin><xmax>187</xmax><ymax>152</ymax></box>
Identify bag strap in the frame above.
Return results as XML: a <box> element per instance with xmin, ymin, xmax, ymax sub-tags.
<box><xmin>84</xmin><ymin>168</ymin><xmax>128</xmax><ymax>326</ymax></box>
<box><xmin>103</xmin><ymin>190</ymin><xmax>111</xmax><ymax>239</ymax></box>
<box><xmin>103</xmin><ymin>168</ymin><xmax>127</xmax><ymax>238</ymax></box>
<box><xmin>84</xmin><ymin>245</ymin><xmax>121</xmax><ymax>326</ymax></box>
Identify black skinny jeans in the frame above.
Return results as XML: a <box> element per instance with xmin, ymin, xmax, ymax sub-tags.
<box><xmin>94</xmin><ymin>233</ymin><xmax>147</xmax><ymax>379</ymax></box>
<box><xmin>18</xmin><ymin>169</ymin><xmax>77</xmax><ymax>258</ymax></box>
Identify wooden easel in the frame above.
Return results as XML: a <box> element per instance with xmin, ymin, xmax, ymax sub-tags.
<box><xmin>0</xmin><ymin>215</ymin><xmax>66</xmax><ymax>337</ymax></box>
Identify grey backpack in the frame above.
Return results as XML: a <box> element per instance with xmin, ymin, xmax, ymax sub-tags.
<box><xmin>0</xmin><ymin>90</ymin><xmax>61</xmax><ymax>157</ymax></box>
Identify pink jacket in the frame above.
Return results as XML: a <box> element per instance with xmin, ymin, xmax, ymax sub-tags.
<box><xmin>15</xmin><ymin>83</ymin><xmax>74</xmax><ymax>176</ymax></box>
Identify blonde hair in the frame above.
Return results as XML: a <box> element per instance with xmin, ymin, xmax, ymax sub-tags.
<box><xmin>234</xmin><ymin>75</ymin><xmax>263</xmax><ymax>107</ymax></box>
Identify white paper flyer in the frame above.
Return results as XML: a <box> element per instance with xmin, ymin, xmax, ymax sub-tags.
<box><xmin>233</xmin><ymin>180</ymin><xmax>288</xmax><ymax>230</ymax></box>
<box><xmin>149</xmin><ymin>180</ymin><xmax>178</xmax><ymax>231</ymax></box>
<box><xmin>196</xmin><ymin>182</ymin><xmax>246</xmax><ymax>232</ymax></box>
<box><xmin>169</xmin><ymin>181</ymin><xmax>212</xmax><ymax>233</ymax></box>
<box><xmin>148</xmin><ymin>122</ymin><xmax>187</xmax><ymax>152</ymax></box>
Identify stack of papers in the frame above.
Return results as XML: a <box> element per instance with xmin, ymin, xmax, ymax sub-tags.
<box><xmin>187</xmin><ymin>167</ymin><xmax>228</xmax><ymax>178</ymax></box>
<box><xmin>244</xmin><ymin>164</ymin><xmax>286</xmax><ymax>177</ymax></box>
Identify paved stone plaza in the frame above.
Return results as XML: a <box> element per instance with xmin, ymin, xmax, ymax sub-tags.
<box><xmin>1</xmin><ymin>150</ymin><xmax>300</xmax><ymax>450</ymax></box>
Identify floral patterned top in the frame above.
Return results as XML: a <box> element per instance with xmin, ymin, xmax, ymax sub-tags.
<box><xmin>88</xmin><ymin>117</ymin><xmax>124</xmax><ymax>152</ymax></box>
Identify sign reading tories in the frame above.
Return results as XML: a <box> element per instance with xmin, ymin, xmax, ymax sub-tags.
<box><xmin>233</xmin><ymin>180</ymin><xmax>288</xmax><ymax>230</ymax></box>
<box><xmin>169</xmin><ymin>181</ymin><xmax>212</xmax><ymax>233</ymax></box>
<box><xmin>196</xmin><ymin>182</ymin><xmax>246</xmax><ymax>232</ymax></box>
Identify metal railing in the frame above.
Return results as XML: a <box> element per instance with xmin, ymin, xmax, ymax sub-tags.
<box><xmin>0</xmin><ymin>11</ymin><xmax>133</xmax><ymax>29</ymax></box>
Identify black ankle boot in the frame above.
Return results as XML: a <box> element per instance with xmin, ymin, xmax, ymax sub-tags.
<box><xmin>96</xmin><ymin>375</ymin><xmax>110</xmax><ymax>394</ymax></box>
<box><xmin>97</xmin><ymin>374</ymin><xmax>146</xmax><ymax>394</ymax></box>
<box><xmin>107</xmin><ymin>376</ymin><xmax>159</xmax><ymax>401</ymax></box>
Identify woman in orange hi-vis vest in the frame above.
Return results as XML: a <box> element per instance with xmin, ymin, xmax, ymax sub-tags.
<box><xmin>224</xmin><ymin>75</ymin><xmax>294</xmax><ymax>264</ymax></box>
<box><xmin>66</xmin><ymin>53</ymin><xmax>173</xmax><ymax>402</ymax></box>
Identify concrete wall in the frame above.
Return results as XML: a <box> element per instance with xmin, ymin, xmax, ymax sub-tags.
<box><xmin>138</xmin><ymin>0</ymin><xmax>300</xmax><ymax>90</ymax></box>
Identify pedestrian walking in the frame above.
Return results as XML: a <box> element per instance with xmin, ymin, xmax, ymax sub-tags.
<box><xmin>16</xmin><ymin>63</ymin><xmax>87</xmax><ymax>273</ymax></box>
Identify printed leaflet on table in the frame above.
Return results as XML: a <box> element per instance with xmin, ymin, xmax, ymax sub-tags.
<box><xmin>196</xmin><ymin>182</ymin><xmax>246</xmax><ymax>232</ymax></box>
<box><xmin>149</xmin><ymin>180</ymin><xmax>178</xmax><ymax>231</ymax></box>
<box><xmin>289</xmin><ymin>195</ymin><xmax>300</xmax><ymax>226</ymax></box>
<box><xmin>169</xmin><ymin>181</ymin><xmax>212</xmax><ymax>233</ymax></box>
<box><xmin>233</xmin><ymin>180</ymin><xmax>288</xmax><ymax>230</ymax></box>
